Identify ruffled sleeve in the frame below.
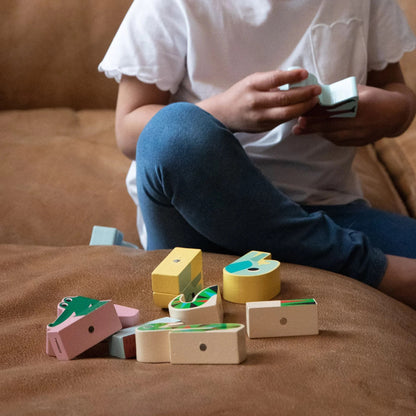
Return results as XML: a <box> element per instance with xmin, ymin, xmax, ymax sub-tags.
<box><xmin>98</xmin><ymin>0</ymin><xmax>187</xmax><ymax>94</ymax></box>
<box><xmin>368</xmin><ymin>0</ymin><xmax>416</xmax><ymax>71</ymax></box>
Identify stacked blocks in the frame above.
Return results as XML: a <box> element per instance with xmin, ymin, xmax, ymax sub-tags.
<box><xmin>152</xmin><ymin>247</ymin><xmax>203</xmax><ymax>308</ymax></box>
<box><xmin>136</xmin><ymin>321</ymin><xmax>246</xmax><ymax>364</ymax></box>
<box><xmin>246</xmin><ymin>298</ymin><xmax>318</xmax><ymax>338</ymax></box>
<box><xmin>168</xmin><ymin>285</ymin><xmax>223</xmax><ymax>324</ymax></box>
<box><xmin>223</xmin><ymin>251</ymin><xmax>280</xmax><ymax>303</ymax></box>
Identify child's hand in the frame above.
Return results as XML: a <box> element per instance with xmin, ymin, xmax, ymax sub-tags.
<box><xmin>292</xmin><ymin>84</ymin><xmax>415</xmax><ymax>146</ymax></box>
<box><xmin>197</xmin><ymin>68</ymin><xmax>321</xmax><ymax>133</ymax></box>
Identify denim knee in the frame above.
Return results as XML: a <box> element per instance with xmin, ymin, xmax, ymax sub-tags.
<box><xmin>137</xmin><ymin>102</ymin><xmax>232</xmax><ymax>177</ymax></box>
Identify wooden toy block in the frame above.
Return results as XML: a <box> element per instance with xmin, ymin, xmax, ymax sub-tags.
<box><xmin>56</xmin><ymin>300</ymin><xmax>139</xmax><ymax>328</ymax></box>
<box><xmin>89</xmin><ymin>225</ymin><xmax>138</xmax><ymax>248</ymax></box>
<box><xmin>135</xmin><ymin>318</ymin><xmax>183</xmax><ymax>363</ymax></box>
<box><xmin>109</xmin><ymin>326</ymin><xmax>137</xmax><ymax>359</ymax></box>
<box><xmin>223</xmin><ymin>251</ymin><xmax>280</xmax><ymax>304</ymax></box>
<box><xmin>246</xmin><ymin>298</ymin><xmax>318</xmax><ymax>338</ymax></box>
<box><xmin>46</xmin><ymin>296</ymin><xmax>122</xmax><ymax>360</ymax></box>
<box><xmin>280</xmin><ymin>67</ymin><xmax>358</xmax><ymax>118</ymax></box>
<box><xmin>136</xmin><ymin>320</ymin><xmax>246</xmax><ymax>364</ymax></box>
<box><xmin>151</xmin><ymin>247</ymin><xmax>204</xmax><ymax>308</ymax></box>
<box><xmin>169</xmin><ymin>323</ymin><xmax>246</xmax><ymax>365</ymax></box>
<box><xmin>168</xmin><ymin>285</ymin><xmax>224</xmax><ymax>324</ymax></box>
<box><xmin>114</xmin><ymin>304</ymin><xmax>140</xmax><ymax>328</ymax></box>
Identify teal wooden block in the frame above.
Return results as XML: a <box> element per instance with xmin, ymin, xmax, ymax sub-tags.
<box><xmin>109</xmin><ymin>326</ymin><xmax>138</xmax><ymax>359</ymax></box>
<box><xmin>89</xmin><ymin>225</ymin><xmax>138</xmax><ymax>248</ymax></box>
<box><xmin>280</xmin><ymin>67</ymin><xmax>358</xmax><ymax>118</ymax></box>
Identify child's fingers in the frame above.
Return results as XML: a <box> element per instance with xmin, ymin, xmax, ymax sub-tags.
<box><xmin>251</xmin><ymin>68</ymin><xmax>311</xmax><ymax>91</ymax></box>
<box><xmin>260</xmin><ymin>85</ymin><xmax>321</xmax><ymax>109</ymax></box>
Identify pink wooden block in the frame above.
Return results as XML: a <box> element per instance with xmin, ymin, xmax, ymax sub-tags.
<box><xmin>56</xmin><ymin>301</ymin><xmax>139</xmax><ymax>328</ymax></box>
<box><xmin>114</xmin><ymin>304</ymin><xmax>140</xmax><ymax>328</ymax></box>
<box><xmin>46</xmin><ymin>296</ymin><xmax>122</xmax><ymax>360</ymax></box>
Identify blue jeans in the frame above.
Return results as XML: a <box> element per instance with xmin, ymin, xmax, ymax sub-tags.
<box><xmin>136</xmin><ymin>102</ymin><xmax>416</xmax><ymax>287</ymax></box>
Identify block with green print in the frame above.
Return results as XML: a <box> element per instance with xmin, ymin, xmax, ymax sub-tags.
<box><xmin>46</xmin><ymin>296</ymin><xmax>122</xmax><ymax>360</ymax></box>
<box><xmin>168</xmin><ymin>285</ymin><xmax>223</xmax><ymax>325</ymax></box>
<box><xmin>136</xmin><ymin>318</ymin><xmax>246</xmax><ymax>364</ymax></box>
<box><xmin>246</xmin><ymin>298</ymin><xmax>319</xmax><ymax>338</ymax></box>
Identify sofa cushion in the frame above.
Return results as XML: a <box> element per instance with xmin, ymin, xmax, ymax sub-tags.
<box><xmin>0</xmin><ymin>109</ymin><xmax>139</xmax><ymax>246</ymax></box>
<box><xmin>0</xmin><ymin>246</ymin><xmax>415</xmax><ymax>415</ymax></box>
<box><xmin>374</xmin><ymin>123</ymin><xmax>416</xmax><ymax>217</ymax></box>
<box><xmin>0</xmin><ymin>0</ymin><xmax>131</xmax><ymax>110</ymax></box>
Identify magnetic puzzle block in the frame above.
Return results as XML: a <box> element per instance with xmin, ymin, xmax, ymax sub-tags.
<box><xmin>168</xmin><ymin>285</ymin><xmax>223</xmax><ymax>325</ymax></box>
<box><xmin>136</xmin><ymin>320</ymin><xmax>246</xmax><ymax>364</ymax></box>
<box><xmin>46</xmin><ymin>296</ymin><xmax>122</xmax><ymax>360</ymax></box>
<box><xmin>223</xmin><ymin>251</ymin><xmax>280</xmax><ymax>304</ymax></box>
<box><xmin>151</xmin><ymin>247</ymin><xmax>204</xmax><ymax>308</ymax></box>
<box><xmin>246</xmin><ymin>298</ymin><xmax>319</xmax><ymax>338</ymax></box>
<box><xmin>280</xmin><ymin>66</ymin><xmax>358</xmax><ymax>118</ymax></box>
<box><xmin>89</xmin><ymin>225</ymin><xmax>138</xmax><ymax>248</ymax></box>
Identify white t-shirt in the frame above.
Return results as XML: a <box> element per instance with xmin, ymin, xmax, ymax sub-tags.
<box><xmin>99</xmin><ymin>0</ymin><xmax>416</xmax><ymax>249</ymax></box>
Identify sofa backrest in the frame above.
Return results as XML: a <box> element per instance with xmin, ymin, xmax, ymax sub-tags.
<box><xmin>1</xmin><ymin>0</ymin><xmax>415</xmax><ymax>111</ymax></box>
<box><xmin>1</xmin><ymin>0</ymin><xmax>131</xmax><ymax>110</ymax></box>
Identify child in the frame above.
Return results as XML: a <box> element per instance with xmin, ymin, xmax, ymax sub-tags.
<box><xmin>99</xmin><ymin>0</ymin><xmax>416</xmax><ymax>308</ymax></box>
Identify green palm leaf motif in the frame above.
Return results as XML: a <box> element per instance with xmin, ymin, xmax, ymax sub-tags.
<box><xmin>171</xmin><ymin>285</ymin><xmax>218</xmax><ymax>309</ymax></box>
<box><xmin>48</xmin><ymin>296</ymin><xmax>107</xmax><ymax>327</ymax></box>
<box><xmin>281</xmin><ymin>299</ymin><xmax>316</xmax><ymax>307</ymax></box>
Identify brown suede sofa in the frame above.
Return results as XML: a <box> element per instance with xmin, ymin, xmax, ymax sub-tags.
<box><xmin>1</xmin><ymin>1</ymin><xmax>415</xmax><ymax>415</ymax></box>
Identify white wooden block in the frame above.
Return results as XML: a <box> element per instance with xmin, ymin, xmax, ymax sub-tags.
<box><xmin>246</xmin><ymin>299</ymin><xmax>318</xmax><ymax>338</ymax></box>
<box><xmin>168</xmin><ymin>285</ymin><xmax>223</xmax><ymax>325</ymax></box>
<box><xmin>135</xmin><ymin>318</ymin><xmax>183</xmax><ymax>363</ymax></box>
<box><xmin>169</xmin><ymin>324</ymin><xmax>246</xmax><ymax>365</ymax></box>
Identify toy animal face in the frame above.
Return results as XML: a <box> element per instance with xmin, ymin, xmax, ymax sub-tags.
<box><xmin>48</xmin><ymin>296</ymin><xmax>108</xmax><ymax>327</ymax></box>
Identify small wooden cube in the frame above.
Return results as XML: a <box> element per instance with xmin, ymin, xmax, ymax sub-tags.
<box><xmin>109</xmin><ymin>326</ymin><xmax>137</xmax><ymax>359</ymax></box>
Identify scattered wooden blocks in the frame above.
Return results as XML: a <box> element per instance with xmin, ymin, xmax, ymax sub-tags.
<box><xmin>151</xmin><ymin>247</ymin><xmax>204</xmax><ymax>308</ymax></box>
<box><xmin>136</xmin><ymin>320</ymin><xmax>246</xmax><ymax>364</ymax></box>
<box><xmin>246</xmin><ymin>298</ymin><xmax>319</xmax><ymax>338</ymax></box>
<box><xmin>46</xmin><ymin>296</ymin><xmax>122</xmax><ymax>360</ymax></box>
<box><xmin>223</xmin><ymin>251</ymin><xmax>280</xmax><ymax>303</ymax></box>
<box><xmin>89</xmin><ymin>225</ymin><xmax>138</xmax><ymax>248</ymax></box>
<box><xmin>280</xmin><ymin>67</ymin><xmax>358</xmax><ymax>118</ymax></box>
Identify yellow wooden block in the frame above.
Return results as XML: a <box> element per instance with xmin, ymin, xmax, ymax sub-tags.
<box><xmin>223</xmin><ymin>251</ymin><xmax>280</xmax><ymax>304</ymax></box>
<box><xmin>152</xmin><ymin>247</ymin><xmax>203</xmax><ymax>295</ymax></box>
<box><xmin>152</xmin><ymin>291</ymin><xmax>177</xmax><ymax>308</ymax></box>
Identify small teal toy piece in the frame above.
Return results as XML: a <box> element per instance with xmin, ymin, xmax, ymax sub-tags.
<box><xmin>89</xmin><ymin>225</ymin><xmax>138</xmax><ymax>248</ymax></box>
<box><xmin>109</xmin><ymin>326</ymin><xmax>137</xmax><ymax>359</ymax></box>
<box><xmin>280</xmin><ymin>67</ymin><xmax>358</xmax><ymax>118</ymax></box>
